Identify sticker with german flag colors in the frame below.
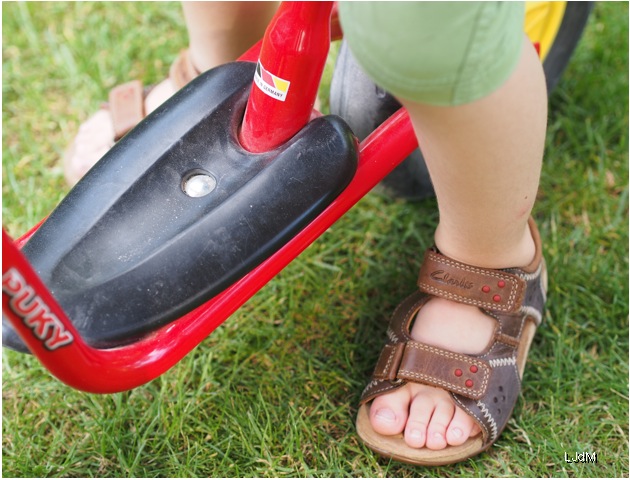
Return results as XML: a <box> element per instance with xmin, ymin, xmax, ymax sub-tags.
<box><xmin>254</xmin><ymin>60</ymin><xmax>291</xmax><ymax>101</ymax></box>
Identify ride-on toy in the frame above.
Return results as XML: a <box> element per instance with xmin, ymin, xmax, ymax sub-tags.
<box><xmin>2</xmin><ymin>2</ymin><xmax>592</xmax><ymax>393</ymax></box>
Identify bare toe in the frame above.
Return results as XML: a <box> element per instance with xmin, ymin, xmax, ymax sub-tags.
<box><xmin>403</xmin><ymin>391</ymin><xmax>435</xmax><ymax>448</ymax></box>
<box><xmin>446</xmin><ymin>406</ymin><xmax>479</xmax><ymax>446</ymax></box>
<box><xmin>425</xmin><ymin>398</ymin><xmax>455</xmax><ymax>450</ymax></box>
<box><xmin>369</xmin><ymin>387</ymin><xmax>411</xmax><ymax>436</ymax></box>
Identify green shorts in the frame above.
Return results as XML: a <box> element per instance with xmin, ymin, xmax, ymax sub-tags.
<box><xmin>338</xmin><ymin>1</ymin><xmax>525</xmax><ymax>106</ymax></box>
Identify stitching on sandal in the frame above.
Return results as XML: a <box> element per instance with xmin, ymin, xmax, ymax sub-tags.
<box><xmin>361</xmin><ymin>379</ymin><xmax>405</xmax><ymax>400</ymax></box>
<box><xmin>476</xmin><ymin>400</ymin><xmax>499</xmax><ymax>441</ymax></box>
<box><xmin>515</xmin><ymin>262</ymin><xmax>542</xmax><ymax>282</ymax></box>
<box><xmin>386</xmin><ymin>327</ymin><xmax>399</xmax><ymax>343</ymax></box>
<box><xmin>420</xmin><ymin>251</ymin><xmax>522</xmax><ymax>312</ymax></box>
<box><xmin>390</xmin><ymin>294</ymin><xmax>426</xmax><ymax>338</ymax></box>
<box><xmin>376</xmin><ymin>345</ymin><xmax>399</xmax><ymax>379</ymax></box>
<box><xmin>452</xmin><ymin>394</ymin><xmax>489</xmax><ymax>441</ymax></box>
<box><xmin>488</xmin><ymin>356</ymin><xmax>517</xmax><ymax>368</ymax></box>
<box><xmin>399</xmin><ymin>343</ymin><xmax>490</xmax><ymax>397</ymax></box>
<box><xmin>521</xmin><ymin>305</ymin><xmax>543</xmax><ymax>325</ymax></box>
<box><xmin>419</xmin><ymin>283</ymin><xmax>517</xmax><ymax>312</ymax></box>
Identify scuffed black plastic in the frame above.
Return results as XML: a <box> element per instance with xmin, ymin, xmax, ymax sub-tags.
<box><xmin>3</xmin><ymin>62</ymin><xmax>358</xmax><ymax>351</ymax></box>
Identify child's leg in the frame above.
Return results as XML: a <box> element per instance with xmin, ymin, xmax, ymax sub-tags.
<box><xmin>369</xmin><ymin>38</ymin><xmax>547</xmax><ymax>450</ymax></box>
<box><xmin>144</xmin><ymin>1</ymin><xmax>276</xmax><ymax>112</ymax></box>
<box><xmin>339</xmin><ymin>2</ymin><xmax>547</xmax><ymax>451</ymax></box>
<box><xmin>147</xmin><ymin>1</ymin><xmax>277</xmax><ymax>111</ymax></box>
<box><xmin>405</xmin><ymin>36</ymin><xmax>546</xmax><ymax>270</ymax></box>
<box><xmin>183</xmin><ymin>1</ymin><xmax>277</xmax><ymax>72</ymax></box>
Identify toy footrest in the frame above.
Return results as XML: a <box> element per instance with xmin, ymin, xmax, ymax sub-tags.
<box><xmin>3</xmin><ymin>62</ymin><xmax>358</xmax><ymax>352</ymax></box>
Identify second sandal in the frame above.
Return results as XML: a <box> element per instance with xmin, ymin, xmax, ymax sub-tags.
<box><xmin>356</xmin><ymin>218</ymin><xmax>547</xmax><ymax>466</ymax></box>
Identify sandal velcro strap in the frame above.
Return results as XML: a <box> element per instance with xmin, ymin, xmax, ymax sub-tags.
<box><xmin>417</xmin><ymin>249</ymin><xmax>526</xmax><ymax>313</ymax></box>
<box><xmin>169</xmin><ymin>49</ymin><xmax>202</xmax><ymax>90</ymax></box>
<box><xmin>372</xmin><ymin>341</ymin><xmax>491</xmax><ymax>400</ymax></box>
<box><xmin>109</xmin><ymin>80</ymin><xmax>145</xmax><ymax>140</ymax></box>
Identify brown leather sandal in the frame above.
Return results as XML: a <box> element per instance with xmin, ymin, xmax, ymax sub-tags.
<box><xmin>63</xmin><ymin>49</ymin><xmax>200</xmax><ymax>185</ymax></box>
<box><xmin>356</xmin><ymin>218</ymin><xmax>547</xmax><ymax>466</ymax></box>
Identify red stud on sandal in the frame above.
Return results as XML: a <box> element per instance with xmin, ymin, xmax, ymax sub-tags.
<box><xmin>356</xmin><ymin>218</ymin><xmax>547</xmax><ymax>466</ymax></box>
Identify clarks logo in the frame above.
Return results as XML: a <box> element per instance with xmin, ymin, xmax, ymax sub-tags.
<box><xmin>430</xmin><ymin>270</ymin><xmax>474</xmax><ymax>290</ymax></box>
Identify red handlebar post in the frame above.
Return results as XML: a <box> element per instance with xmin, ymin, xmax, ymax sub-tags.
<box><xmin>239</xmin><ymin>1</ymin><xmax>334</xmax><ymax>152</ymax></box>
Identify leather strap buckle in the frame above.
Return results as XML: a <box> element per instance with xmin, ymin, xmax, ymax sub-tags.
<box><xmin>372</xmin><ymin>343</ymin><xmax>406</xmax><ymax>382</ymax></box>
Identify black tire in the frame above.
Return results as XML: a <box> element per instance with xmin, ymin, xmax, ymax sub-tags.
<box><xmin>329</xmin><ymin>41</ymin><xmax>434</xmax><ymax>200</ymax></box>
<box><xmin>541</xmin><ymin>2</ymin><xmax>594</xmax><ymax>92</ymax></box>
<box><xmin>330</xmin><ymin>2</ymin><xmax>593</xmax><ymax>200</ymax></box>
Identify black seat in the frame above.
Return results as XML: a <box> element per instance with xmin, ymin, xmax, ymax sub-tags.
<box><xmin>3</xmin><ymin>62</ymin><xmax>358</xmax><ymax>352</ymax></box>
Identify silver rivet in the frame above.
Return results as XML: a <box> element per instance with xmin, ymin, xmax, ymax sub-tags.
<box><xmin>183</xmin><ymin>173</ymin><xmax>216</xmax><ymax>197</ymax></box>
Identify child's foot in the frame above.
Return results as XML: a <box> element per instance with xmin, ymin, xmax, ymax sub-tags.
<box><xmin>64</xmin><ymin>50</ymin><xmax>200</xmax><ymax>186</ymax></box>
<box><xmin>368</xmin><ymin>298</ymin><xmax>491</xmax><ymax>449</ymax></box>
<box><xmin>357</xmin><ymin>219</ymin><xmax>546</xmax><ymax>465</ymax></box>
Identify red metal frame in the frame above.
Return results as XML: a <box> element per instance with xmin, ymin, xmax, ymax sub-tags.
<box><xmin>1</xmin><ymin>1</ymin><xmax>418</xmax><ymax>393</ymax></box>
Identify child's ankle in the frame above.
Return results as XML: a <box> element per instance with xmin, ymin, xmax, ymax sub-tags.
<box><xmin>433</xmin><ymin>222</ymin><xmax>536</xmax><ymax>270</ymax></box>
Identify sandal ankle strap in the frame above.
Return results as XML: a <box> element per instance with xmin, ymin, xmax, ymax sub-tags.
<box><xmin>417</xmin><ymin>249</ymin><xmax>526</xmax><ymax>313</ymax></box>
<box><xmin>418</xmin><ymin>217</ymin><xmax>545</xmax><ymax>321</ymax></box>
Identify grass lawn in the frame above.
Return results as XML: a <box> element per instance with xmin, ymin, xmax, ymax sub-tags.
<box><xmin>2</xmin><ymin>2</ymin><xmax>628</xmax><ymax>477</ymax></box>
